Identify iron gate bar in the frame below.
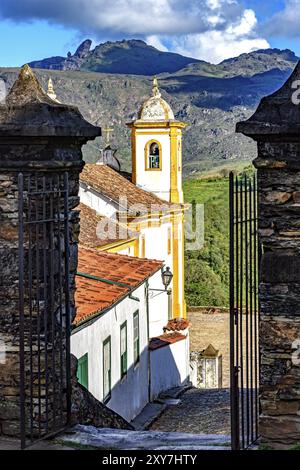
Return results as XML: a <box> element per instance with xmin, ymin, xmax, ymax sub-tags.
<box><xmin>229</xmin><ymin>172</ymin><xmax>260</xmax><ymax>450</ymax></box>
<box><xmin>18</xmin><ymin>171</ymin><xmax>72</xmax><ymax>449</ymax></box>
<box><xmin>229</xmin><ymin>172</ymin><xmax>239</xmax><ymax>451</ymax></box>
<box><xmin>18</xmin><ymin>173</ymin><xmax>26</xmax><ymax>451</ymax></box>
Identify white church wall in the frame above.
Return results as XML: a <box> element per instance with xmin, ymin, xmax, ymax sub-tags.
<box><xmin>148</xmin><ymin>269</ymin><xmax>169</xmax><ymax>338</ymax></box>
<box><xmin>71</xmin><ymin>283</ymin><xmax>149</xmax><ymax>423</ymax></box>
<box><xmin>79</xmin><ymin>184</ymin><xmax>117</xmax><ymax>219</ymax></box>
<box><xmin>135</xmin><ymin>131</ymin><xmax>171</xmax><ymax>202</ymax></box>
<box><xmin>150</xmin><ymin>333</ymin><xmax>190</xmax><ymax>400</ymax></box>
<box><xmin>140</xmin><ymin>220</ymin><xmax>173</xmax><ymax>267</ymax></box>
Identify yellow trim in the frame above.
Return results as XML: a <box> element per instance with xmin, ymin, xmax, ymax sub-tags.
<box><xmin>172</xmin><ymin>214</ymin><xmax>180</xmax><ymax>318</ymax></box>
<box><xmin>167</xmin><ymin>226</ymin><xmax>172</xmax><ymax>255</ymax></box>
<box><xmin>134</xmin><ymin>238</ymin><xmax>139</xmax><ymax>257</ymax></box>
<box><xmin>127</xmin><ymin>121</ymin><xmax>187</xmax><ymax>129</ymax></box>
<box><xmin>144</xmin><ymin>140</ymin><xmax>162</xmax><ymax>171</ymax></box>
<box><xmin>181</xmin><ymin>212</ymin><xmax>186</xmax><ymax>319</ymax></box>
<box><xmin>171</xmin><ymin>212</ymin><xmax>186</xmax><ymax>319</ymax></box>
<box><xmin>136</xmin><ymin>131</ymin><xmax>170</xmax><ymax>135</ymax></box>
<box><xmin>98</xmin><ymin>238</ymin><xmax>137</xmax><ymax>253</ymax></box>
<box><xmin>170</xmin><ymin>127</ymin><xmax>180</xmax><ymax>203</ymax></box>
<box><xmin>131</xmin><ymin>127</ymin><xmax>137</xmax><ymax>185</ymax></box>
<box><xmin>141</xmin><ymin>234</ymin><xmax>146</xmax><ymax>258</ymax></box>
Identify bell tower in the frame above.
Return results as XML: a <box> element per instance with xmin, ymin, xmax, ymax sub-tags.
<box><xmin>127</xmin><ymin>78</ymin><xmax>186</xmax><ymax>203</ymax></box>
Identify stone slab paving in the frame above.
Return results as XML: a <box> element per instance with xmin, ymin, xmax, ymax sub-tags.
<box><xmin>59</xmin><ymin>425</ymin><xmax>231</xmax><ymax>450</ymax></box>
<box><xmin>0</xmin><ymin>436</ymin><xmax>74</xmax><ymax>450</ymax></box>
<box><xmin>150</xmin><ymin>388</ymin><xmax>231</xmax><ymax>435</ymax></box>
<box><xmin>131</xmin><ymin>403</ymin><xmax>167</xmax><ymax>430</ymax></box>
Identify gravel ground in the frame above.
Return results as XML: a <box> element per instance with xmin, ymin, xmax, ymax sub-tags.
<box><xmin>150</xmin><ymin>388</ymin><xmax>231</xmax><ymax>435</ymax></box>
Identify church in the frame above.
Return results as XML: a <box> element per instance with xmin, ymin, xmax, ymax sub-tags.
<box><xmin>67</xmin><ymin>78</ymin><xmax>190</xmax><ymax>423</ymax></box>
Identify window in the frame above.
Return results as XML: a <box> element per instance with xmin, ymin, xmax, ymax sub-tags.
<box><xmin>120</xmin><ymin>322</ymin><xmax>127</xmax><ymax>378</ymax></box>
<box><xmin>145</xmin><ymin>141</ymin><xmax>161</xmax><ymax>170</ymax></box>
<box><xmin>103</xmin><ymin>337</ymin><xmax>111</xmax><ymax>402</ymax></box>
<box><xmin>133</xmin><ymin>311</ymin><xmax>140</xmax><ymax>365</ymax></box>
<box><xmin>167</xmin><ymin>226</ymin><xmax>172</xmax><ymax>255</ymax></box>
<box><xmin>77</xmin><ymin>353</ymin><xmax>88</xmax><ymax>389</ymax></box>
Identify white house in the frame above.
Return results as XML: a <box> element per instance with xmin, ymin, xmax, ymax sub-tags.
<box><xmin>71</xmin><ymin>246</ymin><xmax>190</xmax><ymax>423</ymax></box>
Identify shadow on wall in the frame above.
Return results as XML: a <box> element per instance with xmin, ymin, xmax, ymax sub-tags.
<box><xmin>75</xmin><ymin>338</ymin><xmax>189</xmax><ymax>424</ymax></box>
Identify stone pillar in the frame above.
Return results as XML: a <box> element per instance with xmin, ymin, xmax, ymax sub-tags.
<box><xmin>237</xmin><ymin>62</ymin><xmax>300</xmax><ymax>448</ymax></box>
<box><xmin>0</xmin><ymin>65</ymin><xmax>100</xmax><ymax>437</ymax></box>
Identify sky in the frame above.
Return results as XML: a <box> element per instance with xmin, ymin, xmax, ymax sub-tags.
<box><xmin>0</xmin><ymin>0</ymin><xmax>300</xmax><ymax>66</ymax></box>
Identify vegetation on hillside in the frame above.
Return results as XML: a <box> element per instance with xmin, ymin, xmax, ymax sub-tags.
<box><xmin>184</xmin><ymin>177</ymin><xmax>230</xmax><ymax>307</ymax></box>
<box><xmin>183</xmin><ymin>164</ymin><xmax>255</xmax><ymax>307</ymax></box>
<box><xmin>1</xmin><ymin>44</ymin><xmax>296</xmax><ymax>177</ymax></box>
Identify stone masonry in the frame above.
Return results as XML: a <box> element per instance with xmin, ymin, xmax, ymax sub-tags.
<box><xmin>237</xmin><ymin>61</ymin><xmax>300</xmax><ymax>447</ymax></box>
<box><xmin>0</xmin><ymin>66</ymin><xmax>131</xmax><ymax>439</ymax></box>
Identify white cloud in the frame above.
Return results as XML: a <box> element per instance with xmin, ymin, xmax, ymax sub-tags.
<box><xmin>146</xmin><ymin>35</ymin><xmax>168</xmax><ymax>52</ymax></box>
<box><xmin>0</xmin><ymin>0</ymin><xmax>269</xmax><ymax>63</ymax></box>
<box><xmin>264</xmin><ymin>0</ymin><xmax>300</xmax><ymax>38</ymax></box>
<box><xmin>152</xmin><ymin>9</ymin><xmax>270</xmax><ymax>63</ymax></box>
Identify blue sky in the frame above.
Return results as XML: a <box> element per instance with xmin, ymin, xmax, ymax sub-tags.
<box><xmin>0</xmin><ymin>0</ymin><xmax>300</xmax><ymax>66</ymax></box>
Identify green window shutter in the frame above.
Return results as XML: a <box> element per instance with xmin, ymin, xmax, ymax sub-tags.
<box><xmin>77</xmin><ymin>353</ymin><xmax>89</xmax><ymax>389</ymax></box>
<box><xmin>103</xmin><ymin>337</ymin><xmax>111</xmax><ymax>402</ymax></box>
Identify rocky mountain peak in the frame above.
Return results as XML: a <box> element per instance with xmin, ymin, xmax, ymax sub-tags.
<box><xmin>74</xmin><ymin>39</ymin><xmax>93</xmax><ymax>58</ymax></box>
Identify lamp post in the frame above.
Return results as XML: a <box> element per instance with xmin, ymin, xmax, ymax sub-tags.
<box><xmin>161</xmin><ymin>266</ymin><xmax>173</xmax><ymax>290</ymax></box>
<box><xmin>148</xmin><ymin>266</ymin><xmax>173</xmax><ymax>320</ymax></box>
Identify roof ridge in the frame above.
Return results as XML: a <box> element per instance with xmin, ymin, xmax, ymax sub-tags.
<box><xmin>81</xmin><ymin>163</ymin><xmax>181</xmax><ymax>211</ymax></box>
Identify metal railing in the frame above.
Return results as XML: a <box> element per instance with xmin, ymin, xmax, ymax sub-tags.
<box><xmin>18</xmin><ymin>171</ymin><xmax>71</xmax><ymax>449</ymax></box>
<box><xmin>229</xmin><ymin>172</ymin><xmax>260</xmax><ymax>450</ymax></box>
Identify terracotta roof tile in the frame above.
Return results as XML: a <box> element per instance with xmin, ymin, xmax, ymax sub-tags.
<box><xmin>149</xmin><ymin>332</ymin><xmax>187</xmax><ymax>351</ymax></box>
<box><xmin>164</xmin><ymin>318</ymin><xmax>190</xmax><ymax>332</ymax></box>
<box><xmin>80</xmin><ymin>164</ymin><xmax>178</xmax><ymax>215</ymax></box>
<box><xmin>77</xmin><ymin>203</ymin><xmax>138</xmax><ymax>248</ymax></box>
<box><xmin>74</xmin><ymin>247</ymin><xmax>163</xmax><ymax>326</ymax></box>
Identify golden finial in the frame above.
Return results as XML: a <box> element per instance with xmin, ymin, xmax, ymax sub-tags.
<box><xmin>152</xmin><ymin>76</ymin><xmax>161</xmax><ymax>97</ymax></box>
<box><xmin>47</xmin><ymin>78</ymin><xmax>59</xmax><ymax>102</ymax></box>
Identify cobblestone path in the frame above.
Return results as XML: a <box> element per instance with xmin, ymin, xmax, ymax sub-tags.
<box><xmin>150</xmin><ymin>388</ymin><xmax>231</xmax><ymax>435</ymax></box>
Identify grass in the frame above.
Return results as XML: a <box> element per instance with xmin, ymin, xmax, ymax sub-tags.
<box><xmin>183</xmin><ymin>176</ymin><xmax>230</xmax><ymax>307</ymax></box>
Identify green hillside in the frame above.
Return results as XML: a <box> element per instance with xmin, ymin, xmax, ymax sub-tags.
<box><xmin>183</xmin><ymin>176</ymin><xmax>230</xmax><ymax>307</ymax></box>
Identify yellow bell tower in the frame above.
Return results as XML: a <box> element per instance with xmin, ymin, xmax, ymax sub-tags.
<box><xmin>127</xmin><ymin>79</ymin><xmax>187</xmax><ymax>319</ymax></box>
<box><xmin>127</xmin><ymin>78</ymin><xmax>186</xmax><ymax>204</ymax></box>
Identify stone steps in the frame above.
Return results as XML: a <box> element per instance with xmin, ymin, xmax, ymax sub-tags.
<box><xmin>59</xmin><ymin>425</ymin><xmax>231</xmax><ymax>450</ymax></box>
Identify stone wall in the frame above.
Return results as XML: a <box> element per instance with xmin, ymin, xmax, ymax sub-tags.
<box><xmin>237</xmin><ymin>61</ymin><xmax>300</xmax><ymax>448</ymax></box>
<box><xmin>0</xmin><ymin>65</ymin><xmax>132</xmax><ymax>440</ymax></box>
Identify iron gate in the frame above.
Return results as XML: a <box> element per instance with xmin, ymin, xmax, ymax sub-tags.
<box><xmin>229</xmin><ymin>172</ymin><xmax>260</xmax><ymax>450</ymax></box>
<box><xmin>18</xmin><ymin>171</ymin><xmax>71</xmax><ymax>449</ymax></box>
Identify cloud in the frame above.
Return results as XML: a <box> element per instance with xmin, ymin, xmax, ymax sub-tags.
<box><xmin>263</xmin><ymin>0</ymin><xmax>300</xmax><ymax>38</ymax></box>
<box><xmin>0</xmin><ymin>0</ymin><xmax>269</xmax><ymax>62</ymax></box>
<box><xmin>0</xmin><ymin>0</ymin><xmax>241</xmax><ymax>36</ymax></box>
<box><xmin>148</xmin><ymin>9</ymin><xmax>270</xmax><ymax>63</ymax></box>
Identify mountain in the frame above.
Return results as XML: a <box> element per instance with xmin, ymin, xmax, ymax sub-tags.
<box><xmin>2</xmin><ymin>41</ymin><xmax>297</xmax><ymax>175</ymax></box>
<box><xmin>28</xmin><ymin>39</ymin><xmax>203</xmax><ymax>75</ymax></box>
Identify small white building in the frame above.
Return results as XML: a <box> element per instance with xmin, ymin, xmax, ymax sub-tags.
<box><xmin>71</xmin><ymin>246</ymin><xmax>190</xmax><ymax>423</ymax></box>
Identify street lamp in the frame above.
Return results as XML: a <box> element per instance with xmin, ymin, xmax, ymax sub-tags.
<box><xmin>161</xmin><ymin>266</ymin><xmax>173</xmax><ymax>290</ymax></box>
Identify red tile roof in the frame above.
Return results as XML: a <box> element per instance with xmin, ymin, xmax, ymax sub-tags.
<box><xmin>77</xmin><ymin>203</ymin><xmax>138</xmax><ymax>249</ymax></box>
<box><xmin>74</xmin><ymin>247</ymin><xmax>163</xmax><ymax>326</ymax></box>
<box><xmin>80</xmin><ymin>164</ymin><xmax>179</xmax><ymax>216</ymax></box>
<box><xmin>149</xmin><ymin>332</ymin><xmax>187</xmax><ymax>351</ymax></box>
<box><xmin>164</xmin><ymin>318</ymin><xmax>190</xmax><ymax>332</ymax></box>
